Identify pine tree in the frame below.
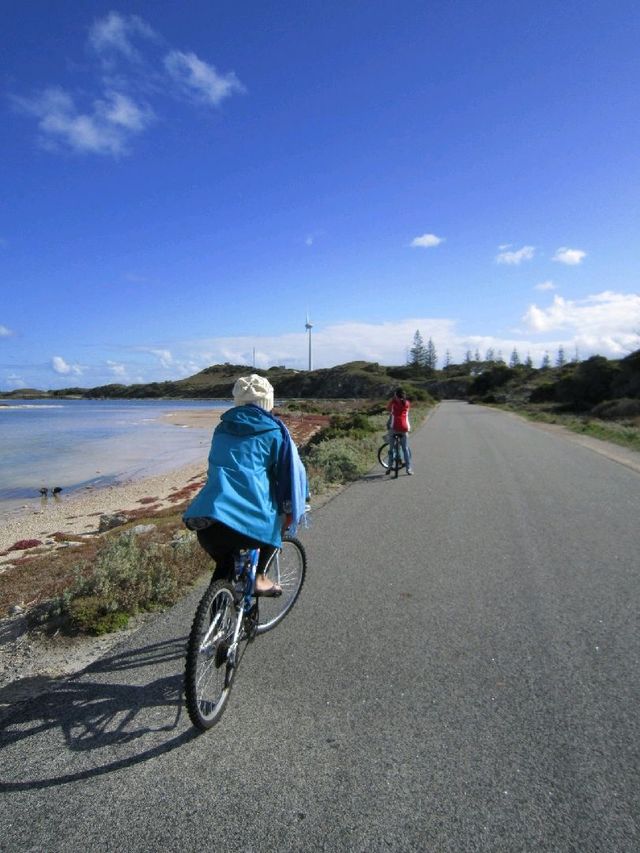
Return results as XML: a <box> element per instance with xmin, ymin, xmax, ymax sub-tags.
<box><xmin>409</xmin><ymin>330</ymin><xmax>427</xmax><ymax>367</ymax></box>
<box><xmin>444</xmin><ymin>350</ymin><xmax>452</xmax><ymax>368</ymax></box>
<box><xmin>541</xmin><ymin>351</ymin><xmax>551</xmax><ymax>369</ymax></box>
<box><xmin>425</xmin><ymin>337</ymin><xmax>438</xmax><ymax>370</ymax></box>
<box><xmin>556</xmin><ymin>346</ymin><xmax>566</xmax><ymax>367</ymax></box>
<box><xmin>525</xmin><ymin>353</ymin><xmax>533</xmax><ymax>368</ymax></box>
<box><xmin>485</xmin><ymin>347</ymin><xmax>495</xmax><ymax>362</ymax></box>
<box><xmin>509</xmin><ymin>348</ymin><xmax>521</xmax><ymax>367</ymax></box>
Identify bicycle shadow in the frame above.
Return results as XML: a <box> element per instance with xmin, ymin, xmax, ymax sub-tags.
<box><xmin>0</xmin><ymin>636</ymin><xmax>198</xmax><ymax>792</ymax></box>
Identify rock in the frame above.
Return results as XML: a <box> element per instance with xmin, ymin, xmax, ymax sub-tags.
<box><xmin>9</xmin><ymin>605</ymin><xmax>25</xmax><ymax>616</ymax></box>
<box><xmin>131</xmin><ymin>524</ymin><xmax>155</xmax><ymax>536</ymax></box>
<box><xmin>98</xmin><ymin>513</ymin><xmax>129</xmax><ymax>533</ymax></box>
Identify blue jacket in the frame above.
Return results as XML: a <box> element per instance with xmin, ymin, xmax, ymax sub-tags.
<box><xmin>183</xmin><ymin>405</ymin><xmax>307</xmax><ymax>547</ymax></box>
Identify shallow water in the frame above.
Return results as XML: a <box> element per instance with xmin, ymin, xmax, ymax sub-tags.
<box><xmin>0</xmin><ymin>399</ymin><xmax>227</xmax><ymax>510</ymax></box>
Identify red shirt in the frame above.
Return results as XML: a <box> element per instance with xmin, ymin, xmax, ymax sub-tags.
<box><xmin>387</xmin><ymin>397</ymin><xmax>410</xmax><ymax>432</ymax></box>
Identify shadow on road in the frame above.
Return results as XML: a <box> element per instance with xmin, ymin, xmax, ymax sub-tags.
<box><xmin>0</xmin><ymin>636</ymin><xmax>198</xmax><ymax>792</ymax></box>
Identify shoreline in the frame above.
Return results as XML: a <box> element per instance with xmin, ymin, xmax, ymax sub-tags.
<box><xmin>0</xmin><ymin>408</ymin><xmax>226</xmax><ymax>559</ymax></box>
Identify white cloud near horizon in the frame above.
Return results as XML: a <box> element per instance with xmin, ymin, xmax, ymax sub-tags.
<box><xmin>5</xmin><ymin>296</ymin><xmax>639</xmax><ymax>392</ymax></box>
<box><xmin>535</xmin><ymin>280</ymin><xmax>556</xmax><ymax>291</ymax></box>
<box><xmin>496</xmin><ymin>245</ymin><xmax>535</xmax><ymax>265</ymax></box>
<box><xmin>523</xmin><ymin>291</ymin><xmax>640</xmax><ymax>355</ymax></box>
<box><xmin>411</xmin><ymin>233</ymin><xmax>444</xmax><ymax>248</ymax></box>
<box><xmin>5</xmin><ymin>373</ymin><xmax>26</xmax><ymax>388</ymax></box>
<box><xmin>107</xmin><ymin>360</ymin><xmax>128</xmax><ymax>378</ymax></box>
<box><xmin>553</xmin><ymin>247</ymin><xmax>587</xmax><ymax>265</ymax></box>
<box><xmin>52</xmin><ymin>355</ymin><xmax>84</xmax><ymax>376</ymax></box>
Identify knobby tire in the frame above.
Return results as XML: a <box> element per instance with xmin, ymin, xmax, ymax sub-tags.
<box><xmin>185</xmin><ymin>580</ymin><xmax>237</xmax><ymax>730</ymax></box>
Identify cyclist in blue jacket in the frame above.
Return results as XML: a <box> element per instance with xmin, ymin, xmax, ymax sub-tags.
<box><xmin>183</xmin><ymin>374</ymin><xmax>308</xmax><ymax>597</ymax></box>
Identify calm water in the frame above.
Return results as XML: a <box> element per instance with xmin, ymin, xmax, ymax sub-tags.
<box><xmin>0</xmin><ymin>399</ymin><xmax>228</xmax><ymax>508</ymax></box>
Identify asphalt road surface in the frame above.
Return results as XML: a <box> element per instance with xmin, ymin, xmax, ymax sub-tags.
<box><xmin>1</xmin><ymin>402</ymin><xmax>639</xmax><ymax>852</ymax></box>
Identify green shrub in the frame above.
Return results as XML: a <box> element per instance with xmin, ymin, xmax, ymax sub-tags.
<box><xmin>304</xmin><ymin>438</ymin><xmax>365</xmax><ymax>483</ymax></box>
<box><xmin>68</xmin><ymin>596</ymin><xmax>130</xmax><ymax>635</ymax></box>
<box><xmin>591</xmin><ymin>398</ymin><xmax>640</xmax><ymax>421</ymax></box>
<box><xmin>47</xmin><ymin>530</ymin><xmax>210</xmax><ymax>634</ymax></box>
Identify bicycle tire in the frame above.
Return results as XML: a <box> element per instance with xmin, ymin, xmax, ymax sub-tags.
<box><xmin>392</xmin><ymin>435</ymin><xmax>402</xmax><ymax>478</ymax></box>
<box><xmin>185</xmin><ymin>580</ymin><xmax>237</xmax><ymax>730</ymax></box>
<box><xmin>380</xmin><ymin>438</ymin><xmax>405</xmax><ymax>476</ymax></box>
<box><xmin>378</xmin><ymin>442</ymin><xmax>390</xmax><ymax>469</ymax></box>
<box><xmin>255</xmin><ymin>537</ymin><xmax>306</xmax><ymax>634</ymax></box>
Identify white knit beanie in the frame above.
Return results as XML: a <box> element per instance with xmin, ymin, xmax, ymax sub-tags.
<box><xmin>232</xmin><ymin>374</ymin><xmax>275</xmax><ymax>411</ymax></box>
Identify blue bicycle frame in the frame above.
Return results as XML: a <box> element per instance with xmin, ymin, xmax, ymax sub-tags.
<box><xmin>226</xmin><ymin>548</ymin><xmax>260</xmax><ymax>668</ymax></box>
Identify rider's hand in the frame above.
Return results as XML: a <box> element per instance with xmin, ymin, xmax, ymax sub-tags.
<box><xmin>282</xmin><ymin>513</ymin><xmax>293</xmax><ymax>534</ymax></box>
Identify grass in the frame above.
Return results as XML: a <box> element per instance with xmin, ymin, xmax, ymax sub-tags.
<box><xmin>4</xmin><ymin>400</ymin><xmax>432</xmax><ymax>636</ymax></box>
<box><xmin>500</xmin><ymin>405</ymin><xmax>640</xmax><ymax>453</ymax></box>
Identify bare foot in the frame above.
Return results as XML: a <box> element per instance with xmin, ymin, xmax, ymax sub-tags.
<box><xmin>254</xmin><ymin>574</ymin><xmax>282</xmax><ymax>596</ymax></box>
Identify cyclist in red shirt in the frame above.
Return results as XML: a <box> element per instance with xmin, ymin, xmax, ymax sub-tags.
<box><xmin>386</xmin><ymin>387</ymin><xmax>413</xmax><ymax>475</ymax></box>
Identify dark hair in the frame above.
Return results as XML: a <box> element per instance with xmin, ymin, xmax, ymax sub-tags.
<box><xmin>394</xmin><ymin>387</ymin><xmax>405</xmax><ymax>399</ymax></box>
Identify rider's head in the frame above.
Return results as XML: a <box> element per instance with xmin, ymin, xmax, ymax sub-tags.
<box><xmin>394</xmin><ymin>387</ymin><xmax>405</xmax><ymax>399</ymax></box>
<box><xmin>232</xmin><ymin>374</ymin><xmax>274</xmax><ymax>412</ymax></box>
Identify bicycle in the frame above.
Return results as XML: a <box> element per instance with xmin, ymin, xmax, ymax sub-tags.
<box><xmin>184</xmin><ymin>534</ymin><xmax>307</xmax><ymax>730</ymax></box>
<box><xmin>377</xmin><ymin>432</ymin><xmax>406</xmax><ymax>478</ymax></box>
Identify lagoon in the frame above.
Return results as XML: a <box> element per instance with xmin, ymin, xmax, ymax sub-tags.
<box><xmin>0</xmin><ymin>398</ymin><xmax>228</xmax><ymax>510</ymax></box>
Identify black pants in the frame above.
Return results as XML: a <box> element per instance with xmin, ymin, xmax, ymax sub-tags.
<box><xmin>196</xmin><ymin>521</ymin><xmax>276</xmax><ymax>581</ymax></box>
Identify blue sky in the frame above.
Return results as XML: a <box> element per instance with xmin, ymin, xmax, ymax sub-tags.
<box><xmin>2</xmin><ymin>0</ymin><xmax>639</xmax><ymax>390</ymax></box>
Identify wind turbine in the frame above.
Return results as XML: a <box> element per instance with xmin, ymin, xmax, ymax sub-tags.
<box><xmin>305</xmin><ymin>313</ymin><xmax>313</xmax><ymax>371</ymax></box>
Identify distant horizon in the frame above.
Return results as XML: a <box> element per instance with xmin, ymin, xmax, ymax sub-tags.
<box><xmin>2</xmin><ymin>345</ymin><xmax>637</xmax><ymax>397</ymax></box>
<box><xmin>3</xmin><ymin>3</ymin><xmax>640</xmax><ymax>391</ymax></box>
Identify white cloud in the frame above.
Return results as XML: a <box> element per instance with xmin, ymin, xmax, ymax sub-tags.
<box><xmin>496</xmin><ymin>245</ymin><xmax>535</xmax><ymax>265</ymax></box>
<box><xmin>523</xmin><ymin>291</ymin><xmax>640</xmax><ymax>355</ymax></box>
<box><xmin>411</xmin><ymin>233</ymin><xmax>444</xmax><ymax>248</ymax></box>
<box><xmin>16</xmin><ymin>87</ymin><xmax>154</xmax><ymax>155</ymax></box>
<box><xmin>0</xmin><ymin>324</ymin><xmax>13</xmax><ymax>337</ymax></box>
<box><xmin>89</xmin><ymin>12</ymin><xmax>157</xmax><ymax>62</ymax></box>
<box><xmin>14</xmin><ymin>12</ymin><xmax>242</xmax><ymax>157</ymax></box>
<box><xmin>534</xmin><ymin>280</ymin><xmax>556</xmax><ymax>291</ymax></box>
<box><xmin>148</xmin><ymin>349</ymin><xmax>173</xmax><ymax>368</ymax></box>
<box><xmin>102</xmin><ymin>91</ymin><xmax>154</xmax><ymax>130</ymax></box>
<box><xmin>52</xmin><ymin>356</ymin><xmax>84</xmax><ymax>375</ymax></box>
<box><xmin>164</xmin><ymin>51</ymin><xmax>245</xmax><ymax>106</ymax></box>
<box><xmin>553</xmin><ymin>247</ymin><xmax>586</xmax><ymax>265</ymax></box>
<box><xmin>5</xmin><ymin>373</ymin><xmax>26</xmax><ymax>388</ymax></box>
<box><xmin>107</xmin><ymin>360</ymin><xmax>128</xmax><ymax>377</ymax></box>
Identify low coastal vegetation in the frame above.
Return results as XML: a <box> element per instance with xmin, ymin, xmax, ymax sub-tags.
<box><xmin>2</xmin><ymin>398</ymin><xmax>431</xmax><ymax>635</ymax></box>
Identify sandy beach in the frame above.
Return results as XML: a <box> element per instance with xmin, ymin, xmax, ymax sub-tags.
<box><xmin>0</xmin><ymin>408</ymin><xmax>227</xmax><ymax>559</ymax></box>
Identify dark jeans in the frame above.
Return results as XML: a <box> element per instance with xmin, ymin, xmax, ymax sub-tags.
<box><xmin>196</xmin><ymin>521</ymin><xmax>276</xmax><ymax>581</ymax></box>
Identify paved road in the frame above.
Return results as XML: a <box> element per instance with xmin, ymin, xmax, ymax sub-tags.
<box><xmin>1</xmin><ymin>402</ymin><xmax>639</xmax><ymax>852</ymax></box>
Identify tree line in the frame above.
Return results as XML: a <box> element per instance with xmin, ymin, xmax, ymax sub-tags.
<box><xmin>408</xmin><ymin>330</ymin><xmax>577</xmax><ymax>372</ymax></box>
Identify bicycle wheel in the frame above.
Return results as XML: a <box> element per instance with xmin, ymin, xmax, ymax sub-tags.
<box><xmin>392</xmin><ymin>436</ymin><xmax>406</xmax><ymax>477</ymax></box>
<box><xmin>255</xmin><ymin>537</ymin><xmax>306</xmax><ymax>634</ymax></box>
<box><xmin>185</xmin><ymin>580</ymin><xmax>238</xmax><ymax>730</ymax></box>
<box><xmin>378</xmin><ymin>442</ymin><xmax>390</xmax><ymax>469</ymax></box>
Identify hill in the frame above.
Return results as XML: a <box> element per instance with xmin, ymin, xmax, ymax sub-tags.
<box><xmin>2</xmin><ymin>350</ymin><xmax>639</xmax><ymax>421</ymax></box>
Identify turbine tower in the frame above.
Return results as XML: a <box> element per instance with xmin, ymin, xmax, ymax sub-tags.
<box><xmin>305</xmin><ymin>313</ymin><xmax>313</xmax><ymax>371</ymax></box>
